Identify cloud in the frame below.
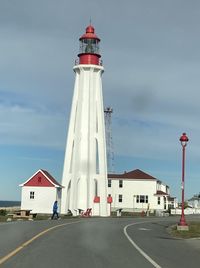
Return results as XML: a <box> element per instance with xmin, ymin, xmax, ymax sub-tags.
<box><xmin>0</xmin><ymin>102</ymin><xmax>67</xmax><ymax>148</ymax></box>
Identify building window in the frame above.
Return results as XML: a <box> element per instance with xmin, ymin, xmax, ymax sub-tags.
<box><xmin>157</xmin><ymin>182</ymin><xmax>161</xmax><ymax>191</ymax></box>
<box><xmin>164</xmin><ymin>196</ymin><xmax>166</xmax><ymax>209</ymax></box>
<box><xmin>30</xmin><ymin>191</ymin><xmax>35</xmax><ymax>199</ymax></box>
<box><xmin>118</xmin><ymin>194</ymin><xmax>123</xmax><ymax>203</ymax></box>
<box><xmin>158</xmin><ymin>197</ymin><xmax>160</xmax><ymax>205</ymax></box>
<box><xmin>136</xmin><ymin>195</ymin><xmax>148</xmax><ymax>203</ymax></box>
<box><xmin>140</xmin><ymin>195</ymin><xmax>145</xmax><ymax>203</ymax></box>
<box><xmin>108</xmin><ymin>179</ymin><xmax>111</xmax><ymax>187</ymax></box>
<box><xmin>119</xmin><ymin>180</ymin><xmax>123</xmax><ymax>188</ymax></box>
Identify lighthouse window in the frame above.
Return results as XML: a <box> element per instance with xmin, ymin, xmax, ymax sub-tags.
<box><xmin>30</xmin><ymin>191</ymin><xmax>35</xmax><ymax>199</ymax></box>
<box><xmin>95</xmin><ymin>139</ymin><xmax>100</xmax><ymax>174</ymax></box>
<box><xmin>79</xmin><ymin>39</ymin><xmax>99</xmax><ymax>54</ymax></box>
<box><xmin>94</xmin><ymin>179</ymin><xmax>98</xmax><ymax>196</ymax></box>
<box><xmin>85</xmin><ymin>40</ymin><xmax>94</xmax><ymax>53</ymax></box>
<box><xmin>69</xmin><ymin>141</ymin><xmax>74</xmax><ymax>173</ymax></box>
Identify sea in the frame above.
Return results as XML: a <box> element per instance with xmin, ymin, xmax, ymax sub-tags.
<box><xmin>0</xmin><ymin>201</ymin><xmax>21</xmax><ymax>207</ymax></box>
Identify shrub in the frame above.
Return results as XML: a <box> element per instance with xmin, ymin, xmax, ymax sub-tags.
<box><xmin>0</xmin><ymin>209</ymin><xmax>7</xmax><ymax>216</ymax></box>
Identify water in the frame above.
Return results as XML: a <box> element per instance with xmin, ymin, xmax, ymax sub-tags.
<box><xmin>0</xmin><ymin>201</ymin><xmax>21</xmax><ymax>207</ymax></box>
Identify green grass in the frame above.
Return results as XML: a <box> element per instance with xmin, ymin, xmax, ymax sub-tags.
<box><xmin>0</xmin><ymin>215</ymin><xmax>8</xmax><ymax>222</ymax></box>
<box><xmin>170</xmin><ymin>222</ymin><xmax>200</xmax><ymax>239</ymax></box>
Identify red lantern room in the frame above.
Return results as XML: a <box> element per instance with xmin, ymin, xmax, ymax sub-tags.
<box><xmin>78</xmin><ymin>25</ymin><xmax>101</xmax><ymax>65</ymax></box>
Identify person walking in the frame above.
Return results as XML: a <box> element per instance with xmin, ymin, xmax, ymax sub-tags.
<box><xmin>51</xmin><ymin>200</ymin><xmax>59</xmax><ymax>219</ymax></box>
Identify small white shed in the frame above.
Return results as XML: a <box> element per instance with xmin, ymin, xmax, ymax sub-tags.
<box><xmin>19</xmin><ymin>169</ymin><xmax>63</xmax><ymax>214</ymax></box>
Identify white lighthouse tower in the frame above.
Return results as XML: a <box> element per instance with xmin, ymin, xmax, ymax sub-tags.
<box><xmin>61</xmin><ymin>25</ymin><xmax>110</xmax><ymax>216</ymax></box>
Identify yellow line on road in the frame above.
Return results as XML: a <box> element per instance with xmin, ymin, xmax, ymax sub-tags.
<box><xmin>0</xmin><ymin>220</ymin><xmax>81</xmax><ymax>266</ymax></box>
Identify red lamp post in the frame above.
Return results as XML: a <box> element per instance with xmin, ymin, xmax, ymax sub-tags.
<box><xmin>178</xmin><ymin>132</ymin><xmax>189</xmax><ymax>228</ymax></box>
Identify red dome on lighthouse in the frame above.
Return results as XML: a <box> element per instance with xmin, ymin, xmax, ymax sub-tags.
<box><xmin>78</xmin><ymin>25</ymin><xmax>101</xmax><ymax>65</ymax></box>
<box><xmin>79</xmin><ymin>25</ymin><xmax>100</xmax><ymax>41</ymax></box>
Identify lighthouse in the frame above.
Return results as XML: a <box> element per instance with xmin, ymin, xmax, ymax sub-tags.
<box><xmin>61</xmin><ymin>25</ymin><xmax>109</xmax><ymax>216</ymax></box>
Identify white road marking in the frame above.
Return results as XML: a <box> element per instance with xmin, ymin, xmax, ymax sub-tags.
<box><xmin>138</xmin><ymin>227</ymin><xmax>151</xmax><ymax>231</ymax></box>
<box><xmin>124</xmin><ymin>222</ymin><xmax>162</xmax><ymax>268</ymax></box>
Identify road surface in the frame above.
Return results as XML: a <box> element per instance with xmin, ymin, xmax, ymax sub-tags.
<box><xmin>0</xmin><ymin>216</ymin><xmax>200</xmax><ymax>267</ymax></box>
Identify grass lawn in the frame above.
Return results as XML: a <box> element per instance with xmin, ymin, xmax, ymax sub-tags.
<box><xmin>0</xmin><ymin>215</ymin><xmax>8</xmax><ymax>222</ymax></box>
<box><xmin>170</xmin><ymin>222</ymin><xmax>200</xmax><ymax>239</ymax></box>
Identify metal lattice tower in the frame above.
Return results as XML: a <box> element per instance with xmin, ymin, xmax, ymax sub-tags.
<box><xmin>104</xmin><ymin>107</ymin><xmax>114</xmax><ymax>173</ymax></box>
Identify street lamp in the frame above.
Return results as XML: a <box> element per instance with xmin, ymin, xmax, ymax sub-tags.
<box><xmin>178</xmin><ymin>132</ymin><xmax>189</xmax><ymax>230</ymax></box>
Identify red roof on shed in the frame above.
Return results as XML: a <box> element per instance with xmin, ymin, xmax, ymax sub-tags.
<box><xmin>20</xmin><ymin>169</ymin><xmax>62</xmax><ymax>188</ymax></box>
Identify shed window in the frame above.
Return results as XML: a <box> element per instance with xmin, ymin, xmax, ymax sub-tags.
<box><xmin>30</xmin><ymin>191</ymin><xmax>35</xmax><ymax>199</ymax></box>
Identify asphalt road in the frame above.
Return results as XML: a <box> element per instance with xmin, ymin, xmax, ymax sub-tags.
<box><xmin>0</xmin><ymin>216</ymin><xmax>200</xmax><ymax>268</ymax></box>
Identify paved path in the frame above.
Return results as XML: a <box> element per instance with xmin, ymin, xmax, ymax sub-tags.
<box><xmin>0</xmin><ymin>216</ymin><xmax>200</xmax><ymax>267</ymax></box>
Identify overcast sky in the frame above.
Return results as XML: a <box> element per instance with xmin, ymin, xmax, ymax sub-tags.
<box><xmin>1</xmin><ymin>0</ymin><xmax>200</xmax><ymax>201</ymax></box>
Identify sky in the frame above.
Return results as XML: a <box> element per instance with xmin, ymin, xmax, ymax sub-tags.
<box><xmin>0</xmin><ymin>0</ymin><xmax>200</xmax><ymax>201</ymax></box>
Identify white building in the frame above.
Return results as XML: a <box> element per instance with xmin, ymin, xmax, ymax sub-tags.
<box><xmin>188</xmin><ymin>194</ymin><xmax>200</xmax><ymax>209</ymax></box>
<box><xmin>108</xmin><ymin>169</ymin><xmax>176</xmax><ymax>213</ymax></box>
<box><xmin>20</xmin><ymin>169</ymin><xmax>62</xmax><ymax>214</ymax></box>
<box><xmin>19</xmin><ymin>168</ymin><xmax>176</xmax><ymax>215</ymax></box>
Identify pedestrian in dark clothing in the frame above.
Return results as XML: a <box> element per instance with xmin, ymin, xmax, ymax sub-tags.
<box><xmin>51</xmin><ymin>201</ymin><xmax>59</xmax><ymax>219</ymax></box>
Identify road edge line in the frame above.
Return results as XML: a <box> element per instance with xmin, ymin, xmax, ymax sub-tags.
<box><xmin>124</xmin><ymin>222</ymin><xmax>162</xmax><ymax>268</ymax></box>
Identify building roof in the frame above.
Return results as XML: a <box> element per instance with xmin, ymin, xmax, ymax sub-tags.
<box><xmin>108</xmin><ymin>169</ymin><xmax>157</xmax><ymax>180</ymax></box>
<box><xmin>188</xmin><ymin>194</ymin><xmax>200</xmax><ymax>201</ymax></box>
<box><xmin>168</xmin><ymin>196</ymin><xmax>176</xmax><ymax>201</ymax></box>
<box><xmin>154</xmin><ymin>190</ymin><xmax>169</xmax><ymax>196</ymax></box>
<box><xmin>41</xmin><ymin>170</ymin><xmax>62</xmax><ymax>187</ymax></box>
<box><xmin>188</xmin><ymin>196</ymin><xmax>200</xmax><ymax>201</ymax></box>
<box><xmin>19</xmin><ymin>169</ymin><xmax>63</xmax><ymax>188</ymax></box>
